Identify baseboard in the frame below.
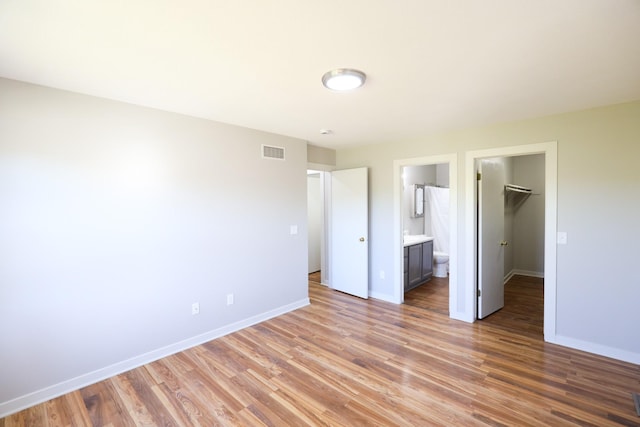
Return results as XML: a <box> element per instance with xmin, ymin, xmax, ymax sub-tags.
<box><xmin>450</xmin><ymin>310</ymin><xmax>474</xmax><ymax>323</ymax></box>
<box><xmin>369</xmin><ymin>291</ymin><xmax>396</xmax><ymax>303</ymax></box>
<box><xmin>0</xmin><ymin>298</ymin><xmax>310</xmax><ymax>419</ymax></box>
<box><xmin>503</xmin><ymin>269</ymin><xmax>515</xmax><ymax>284</ymax></box>
<box><xmin>547</xmin><ymin>334</ymin><xmax>640</xmax><ymax>365</ymax></box>
<box><xmin>512</xmin><ymin>269</ymin><xmax>544</xmax><ymax>278</ymax></box>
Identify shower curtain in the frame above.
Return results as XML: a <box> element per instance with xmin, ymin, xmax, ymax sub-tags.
<box><xmin>425</xmin><ymin>186</ymin><xmax>449</xmax><ymax>254</ymax></box>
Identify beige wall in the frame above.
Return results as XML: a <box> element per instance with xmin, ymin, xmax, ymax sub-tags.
<box><xmin>503</xmin><ymin>154</ymin><xmax>545</xmax><ymax>279</ymax></box>
<box><xmin>512</xmin><ymin>154</ymin><xmax>545</xmax><ymax>275</ymax></box>
<box><xmin>336</xmin><ymin>100</ymin><xmax>640</xmax><ymax>362</ymax></box>
<box><xmin>307</xmin><ymin>143</ymin><xmax>336</xmax><ymax>166</ymax></box>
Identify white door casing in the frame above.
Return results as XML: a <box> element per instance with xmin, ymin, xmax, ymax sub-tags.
<box><xmin>330</xmin><ymin>167</ymin><xmax>369</xmax><ymax>299</ymax></box>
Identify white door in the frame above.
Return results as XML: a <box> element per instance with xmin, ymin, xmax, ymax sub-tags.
<box><xmin>330</xmin><ymin>167</ymin><xmax>368</xmax><ymax>299</ymax></box>
<box><xmin>478</xmin><ymin>159</ymin><xmax>505</xmax><ymax>318</ymax></box>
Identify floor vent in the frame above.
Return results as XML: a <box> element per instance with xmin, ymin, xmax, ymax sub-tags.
<box><xmin>262</xmin><ymin>145</ymin><xmax>285</xmax><ymax>160</ymax></box>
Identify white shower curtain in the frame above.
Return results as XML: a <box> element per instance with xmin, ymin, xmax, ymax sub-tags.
<box><xmin>425</xmin><ymin>186</ymin><xmax>449</xmax><ymax>254</ymax></box>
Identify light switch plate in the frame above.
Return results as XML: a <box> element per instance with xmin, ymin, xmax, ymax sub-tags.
<box><xmin>290</xmin><ymin>225</ymin><xmax>298</xmax><ymax>235</ymax></box>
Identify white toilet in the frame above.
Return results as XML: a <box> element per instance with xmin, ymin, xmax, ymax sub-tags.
<box><xmin>433</xmin><ymin>251</ymin><xmax>449</xmax><ymax>278</ymax></box>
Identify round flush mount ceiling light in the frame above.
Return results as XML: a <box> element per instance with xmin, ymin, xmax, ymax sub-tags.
<box><xmin>322</xmin><ymin>68</ymin><xmax>366</xmax><ymax>91</ymax></box>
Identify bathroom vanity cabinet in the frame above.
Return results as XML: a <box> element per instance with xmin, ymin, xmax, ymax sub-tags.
<box><xmin>404</xmin><ymin>239</ymin><xmax>433</xmax><ymax>292</ymax></box>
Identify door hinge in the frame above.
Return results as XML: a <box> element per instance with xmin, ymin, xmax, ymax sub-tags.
<box><xmin>477</xmin><ymin>172</ymin><xmax>482</xmax><ymax>181</ymax></box>
<box><xmin>477</xmin><ymin>289</ymin><xmax>481</xmax><ymax>297</ymax></box>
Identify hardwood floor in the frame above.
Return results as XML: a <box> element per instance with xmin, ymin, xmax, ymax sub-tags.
<box><xmin>480</xmin><ymin>275</ymin><xmax>545</xmax><ymax>339</ymax></box>
<box><xmin>404</xmin><ymin>274</ymin><xmax>545</xmax><ymax>339</ymax></box>
<box><xmin>3</xmin><ymin>276</ymin><xmax>639</xmax><ymax>426</ymax></box>
<box><xmin>403</xmin><ymin>275</ymin><xmax>450</xmax><ymax>316</ymax></box>
<box><xmin>308</xmin><ymin>271</ymin><xmax>321</xmax><ymax>284</ymax></box>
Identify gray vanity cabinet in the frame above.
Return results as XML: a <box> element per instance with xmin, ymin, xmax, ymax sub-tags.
<box><xmin>404</xmin><ymin>240</ymin><xmax>433</xmax><ymax>292</ymax></box>
<box><xmin>403</xmin><ymin>247</ymin><xmax>409</xmax><ymax>289</ymax></box>
<box><xmin>421</xmin><ymin>240</ymin><xmax>433</xmax><ymax>283</ymax></box>
<box><xmin>407</xmin><ymin>244</ymin><xmax>423</xmax><ymax>290</ymax></box>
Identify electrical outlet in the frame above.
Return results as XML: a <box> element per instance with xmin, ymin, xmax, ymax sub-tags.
<box><xmin>380</xmin><ymin>270</ymin><xmax>385</xmax><ymax>279</ymax></box>
<box><xmin>227</xmin><ymin>294</ymin><xmax>234</xmax><ymax>306</ymax></box>
<box><xmin>192</xmin><ymin>302</ymin><xmax>200</xmax><ymax>315</ymax></box>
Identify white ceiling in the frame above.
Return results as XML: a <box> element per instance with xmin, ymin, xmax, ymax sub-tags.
<box><xmin>1</xmin><ymin>1</ymin><xmax>639</xmax><ymax>149</ymax></box>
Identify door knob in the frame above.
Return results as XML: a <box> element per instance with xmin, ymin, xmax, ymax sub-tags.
<box><xmin>500</xmin><ymin>241</ymin><xmax>508</xmax><ymax>246</ymax></box>
<box><xmin>359</xmin><ymin>237</ymin><xmax>365</xmax><ymax>242</ymax></box>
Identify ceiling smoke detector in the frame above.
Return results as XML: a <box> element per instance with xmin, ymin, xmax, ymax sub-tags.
<box><xmin>322</xmin><ymin>69</ymin><xmax>366</xmax><ymax>91</ymax></box>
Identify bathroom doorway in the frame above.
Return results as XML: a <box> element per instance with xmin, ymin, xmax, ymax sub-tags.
<box><xmin>393</xmin><ymin>154</ymin><xmax>458</xmax><ymax>315</ymax></box>
<box><xmin>401</xmin><ymin>163</ymin><xmax>451</xmax><ymax>313</ymax></box>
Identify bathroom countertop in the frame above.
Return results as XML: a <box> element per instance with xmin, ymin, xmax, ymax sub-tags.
<box><xmin>403</xmin><ymin>234</ymin><xmax>434</xmax><ymax>247</ymax></box>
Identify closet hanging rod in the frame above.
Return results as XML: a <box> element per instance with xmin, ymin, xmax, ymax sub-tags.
<box><xmin>505</xmin><ymin>184</ymin><xmax>532</xmax><ymax>194</ymax></box>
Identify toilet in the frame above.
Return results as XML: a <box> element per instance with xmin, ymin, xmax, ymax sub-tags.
<box><xmin>433</xmin><ymin>251</ymin><xmax>449</xmax><ymax>278</ymax></box>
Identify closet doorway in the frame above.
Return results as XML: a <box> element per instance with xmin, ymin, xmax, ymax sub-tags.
<box><xmin>477</xmin><ymin>154</ymin><xmax>546</xmax><ymax>321</ymax></box>
<box><xmin>465</xmin><ymin>142</ymin><xmax>558</xmax><ymax>342</ymax></box>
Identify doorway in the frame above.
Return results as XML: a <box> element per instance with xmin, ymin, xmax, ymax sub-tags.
<box><xmin>465</xmin><ymin>142</ymin><xmax>558</xmax><ymax>342</ymax></box>
<box><xmin>401</xmin><ymin>164</ymin><xmax>451</xmax><ymax>313</ymax></box>
<box><xmin>307</xmin><ymin>169</ymin><xmax>330</xmax><ymax>286</ymax></box>
<box><xmin>477</xmin><ymin>154</ymin><xmax>545</xmax><ymax>320</ymax></box>
<box><xmin>307</xmin><ymin>171</ymin><xmax>322</xmax><ymax>276</ymax></box>
<box><xmin>393</xmin><ymin>154</ymin><xmax>458</xmax><ymax>313</ymax></box>
<box><xmin>307</xmin><ymin>167</ymin><xmax>369</xmax><ymax>300</ymax></box>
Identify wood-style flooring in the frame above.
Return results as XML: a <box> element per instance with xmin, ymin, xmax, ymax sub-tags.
<box><xmin>2</xmin><ymin>275</ymin><xmax>639</xmax><ymax>426</ymax></box>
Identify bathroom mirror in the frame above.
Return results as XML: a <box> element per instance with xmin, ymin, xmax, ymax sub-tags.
<box><xmin>412</xmin><ymin>184</ymin><xmax>424</xmax><ymax>218</ymax></box>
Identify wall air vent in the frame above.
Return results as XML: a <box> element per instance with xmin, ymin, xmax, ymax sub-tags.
<box><xmin>262</xmin><ymin>144</ymin><xmax>285</xmax><ymax>160</ymax></box>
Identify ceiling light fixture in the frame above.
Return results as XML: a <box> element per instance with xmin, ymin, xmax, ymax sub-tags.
<box><xmin>322</xmin><ymin>68</ymin><xmax>366</xmax><ymax>91</ymax></box>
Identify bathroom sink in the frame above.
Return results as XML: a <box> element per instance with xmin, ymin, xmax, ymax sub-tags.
<box><xmin>403</xmin><ymin>234</ymin><xmax>434</xmax><ymax>247</ymax></box>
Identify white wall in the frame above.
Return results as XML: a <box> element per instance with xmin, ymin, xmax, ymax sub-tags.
<box><xmin>0</xmin><ymin>78</ymin><xmax>309</xmax><ymax>415</ymax></box>
<box><xmin>336</xmin><ymin>100</ymin><xmax>640</xmax><ymax>363</ymax></box>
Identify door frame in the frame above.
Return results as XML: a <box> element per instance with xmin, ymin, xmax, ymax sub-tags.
<box><xmin>307</xmin><ymin>163</ymin><xmax>334</xmax><ymax>286</ymax></box>
<box><xmin>393</xmin><ymin>154</ymin><xmax>458</xmax><ymax>313</ymax></box>
<box><xmin>464</xmin><ymin>141</ymin><xmax>557</xmax><ymax>341</ymax></box>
